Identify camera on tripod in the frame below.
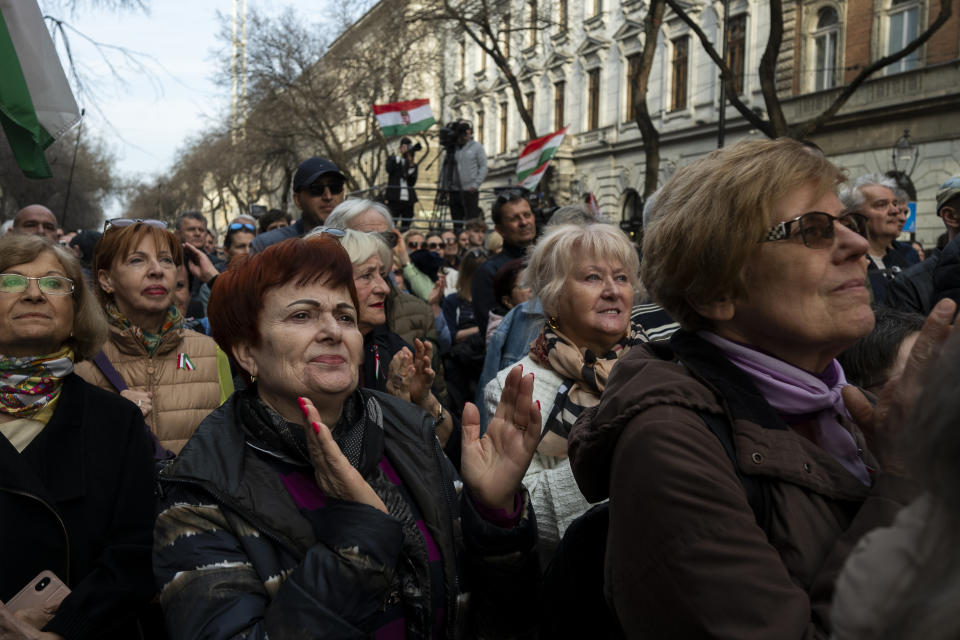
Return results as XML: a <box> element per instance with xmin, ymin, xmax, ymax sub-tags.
<box><xmin>438</xmin><ymin>121</ymin><xmax>470</xmax><ymax>151</ymax></box>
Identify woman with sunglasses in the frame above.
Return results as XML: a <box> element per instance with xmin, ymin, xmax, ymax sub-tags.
<box><xmin>0</xmin><ymin>234</ymin><xmax>155</xmax><ymax>639</ymax></box>
<box><xmin>566</xmin><ymin>138</ymin><xmax>941</xmax><ymax>637</ymax></box>
<box><xmin>75</xmin><ymin>220</ymin><xmax>232</xmax><ymax>454</ymax></box>
<box><xmin>223</xmin><ymin>221</ymin><xmax>257</xmax><ymax>264</ymax></box>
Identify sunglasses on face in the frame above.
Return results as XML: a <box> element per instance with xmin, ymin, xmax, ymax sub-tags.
<box><xmin>104</xmin><ymin>218</ymin><xmax>168</xmax><ymax>231</ymax></box>
<box><xmin>305</xmin><ymin>181</ymin><xmax>345</xmax><ymax>197</ymax></box>
<box><xmin>0</xmin><ymin>273</ymin><xmax>74</xmax><ymax>295</ymax></box>
<box><xmin>443</xmin><ymin>237</ymin><xmax>457</xmax><ymax>244</ymax></box>
<box><xmin>408</xmin><ymin>241</ymin><xmax>422</xmax><ymax>250</ymax></box>
<box><xmin>425</xmin><ymin>242</ymin><xmax>443</xmax><ymax>250</ymax></box>
<box><xmin>229</xmin><ymin>222</ymin><xmax>256</xmax><ymax>232</ymax></box>
<box><xmin>762</xmin><ymin>211</ymin><xmax>868</xmax><ymax>249</ymax></box>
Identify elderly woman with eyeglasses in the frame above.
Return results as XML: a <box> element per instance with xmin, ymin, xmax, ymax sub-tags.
<box><xmin>0</xmin><ymin>235</ymin><xmax>156</xmax><ymax>640</ymax></box>
<box><xmin>567</xmin><ymin>138</ymin><xmax>942</xmax><ymax>637</ymax></box>
<box><xmin>75</xmin><ymin>219</ymin><xmax>232</xmax><ymax>454</ymax></box>
<box><xmin>153</xmin><ymin>236</ymin><xmax>541</xmax><ymax>639</ymax></box>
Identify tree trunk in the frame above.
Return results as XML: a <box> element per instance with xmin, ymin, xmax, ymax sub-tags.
<box><xmin>634</xmin><ymin>0</ymin><xmax>665</xmax><ymax>199</ymax></box>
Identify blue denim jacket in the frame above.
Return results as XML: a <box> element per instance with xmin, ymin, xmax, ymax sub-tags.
<box><xmin>476</xmin><ymin>298</ymin><xmax>545</xmax><ymax>431</ymax></box>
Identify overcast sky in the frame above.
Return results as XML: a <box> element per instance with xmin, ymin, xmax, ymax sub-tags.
<box><xmin>38</xmin><ymin>0</ymin><xmax>343</xmax><ymax>207</ymax></box>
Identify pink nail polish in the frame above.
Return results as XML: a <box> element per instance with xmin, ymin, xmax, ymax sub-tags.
<box><xmin>530</xmin><ymin>372</ymin><xmax>535</xmax><ymax>381</ymax></box>
<box><xmin>312</xmin><ymin>421</ymin><xmax>321</xmax><ymax>435</ymax></box>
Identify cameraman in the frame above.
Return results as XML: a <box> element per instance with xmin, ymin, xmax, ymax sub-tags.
<box><xmin>451</xmin><ymin>121</ymin><xmax>487</xmax><ymax>232</ymax></box>
<box><xmin>385</xmin><ymin>137</ymin><xmax>420</xmax><ymax>231</ymax></box>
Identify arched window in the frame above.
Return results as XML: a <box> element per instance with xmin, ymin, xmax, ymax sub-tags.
<box><xmin>812</xmin><ymin>6</ymin><xmax>839</xmax><ymax>90</ymax></box>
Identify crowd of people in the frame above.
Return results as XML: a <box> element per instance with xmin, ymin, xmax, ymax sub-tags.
<box><xmin>2</xmin><ymin>138</ymin><xmax>960</xmax><ymax>639</ymax></box>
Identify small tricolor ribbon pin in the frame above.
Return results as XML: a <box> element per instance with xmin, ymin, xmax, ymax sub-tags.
<box><xmin>177</xmin><ymin>353</ymin><xmax>195</xmax><ymax>371</ymax></box>
<box><xmin>374</xmin><ymin>345</ymin><xmax>381</xmax><ymax>381</ymax></box>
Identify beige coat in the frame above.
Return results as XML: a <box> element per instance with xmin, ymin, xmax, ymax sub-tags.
<box><xmin>76</xmin><ymin>325</ymin><xmax>225</xmax><ymax>453</ymax></box>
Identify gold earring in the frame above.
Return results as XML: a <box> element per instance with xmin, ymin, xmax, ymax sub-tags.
<box><xmin>548</xmin><ymin>316</ymin><xmax>560</xmax><ymax>330</ymax></box>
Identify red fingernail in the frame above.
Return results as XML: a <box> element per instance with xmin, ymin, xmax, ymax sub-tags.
<box><xmin>519</xmin><ymin>364</ymin><xmax>524</xmax><ymax>374</ymax></box>
<box><xmin>312</xmin><ymin>421</ymin><xmax>321</xmax><ymax>435</ymax></box>
<box><xmin>530</xmin><ymin>372</ymin><xmax>535</xmax><ymax>381</ymax></box>
<box><xmin>536</xmin><ymin>400</ymin><xmax>541</xmax><ymax>411</ymax></box>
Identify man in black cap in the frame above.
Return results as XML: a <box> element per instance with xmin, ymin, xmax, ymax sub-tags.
<box><xmin>251</xmin><ymin>156</ymin><xmax>346</xmax><ymax>252</ymax></box>
<box><xmin>384</xmin><ymin>138</ymin><xmax>419</xmax><ymax>231</ymax></box>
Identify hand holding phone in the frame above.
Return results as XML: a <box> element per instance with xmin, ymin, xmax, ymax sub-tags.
<box><xmin>6</xmin><ymin>570</ymin><xmax>70</xmax><ymax>617</ymax></box>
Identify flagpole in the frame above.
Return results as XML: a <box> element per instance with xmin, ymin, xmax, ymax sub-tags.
<box><xmin>62</xmin><ymin>107</ymin><xmax>84</xmax><ymax>230</ymax></box>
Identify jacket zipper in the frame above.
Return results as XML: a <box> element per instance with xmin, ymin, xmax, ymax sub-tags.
<box><xmin>0</xmin><ymin>486</ymin><xmax>71</xmax><ymax>583</ymax></box>
<box><xmin>431</xmin><ymin>437</ymin><xmax>462</xmax><ymax>637</ymax></box>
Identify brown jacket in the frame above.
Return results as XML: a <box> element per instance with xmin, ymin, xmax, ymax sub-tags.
<box><xmin>76</xmin><ymin>325</ymin><xmax>225</xmax><ymax>454</ymax></box>
<box><xmin>568</xmin><ymin>331</ymin><xmax>918</xmax><ymax>639</ymax></box>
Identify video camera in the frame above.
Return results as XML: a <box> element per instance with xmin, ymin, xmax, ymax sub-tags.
<box><xmin>438</xmin><ymin>120</ymin><xmax>470</xmax><ymax>151</ymax></box>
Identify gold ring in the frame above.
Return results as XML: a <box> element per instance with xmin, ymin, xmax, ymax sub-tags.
<box><xmin>138</xmin><ymin>399</ymin><xmax>143</xmax><ymax>408</ymax></box>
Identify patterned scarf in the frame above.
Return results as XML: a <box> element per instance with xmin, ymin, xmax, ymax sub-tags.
<box><xmin>105</xmin><ymin>302</ymin><xmax>182</xmax><ymax>356</ymax></box>
<box><xmin>0</xmin><ymin>346</ymin><xmax>75</xmax><ymax>418</ymax></box>
<box><xmin>530</xmin><ymin>318</ymin><xmax>646</xmax><ymax>438</ymax></box>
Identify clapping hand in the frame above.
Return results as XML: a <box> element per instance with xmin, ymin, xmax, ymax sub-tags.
<box><xmin>460</xmin><ymin>365</ymin><xmax>541</xmax><ymax>511</ymax></box>
<box><xmin>843</xmin><ymin>298</ymin><xmax>956</xmax><ymax>476</ymax></box>
<box><xmin>298</xmin><ymin>397</ymin><xmax>387</xmax><ymax>513</ymax></box>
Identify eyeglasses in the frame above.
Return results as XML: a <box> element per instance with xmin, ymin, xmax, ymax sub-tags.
<box><xmin>407</xmin><ymin>241</ymin><xmax>422</xmax><ymax>250</ymax></box>
<box><xmin>443</xmin><ymin>237</ymin><xmax>457</xmax><ymax>245</ymax></box>
<box><xmin>305</xmin><ymin>181</ymin><xmax>345</xmax><ymax>197</ymax></box>
<box><xmin>375</xmin><ymin>231</ymin><xmax>399</xmax><ymax>248</ymax></box>
<box><xmin>229</xmin><ymin>223</ymin><xmax>256</xmax><ymax>232</ymax></box>
<box><xmin>308</xmin><ymin>226</ymin><xmax>346</xmax><ymax>240</ymax></box>
<box><xmin>0</xmin><ymin>273</ymin><xmax>75</xmax><ymax>295</ymax></box>
<box><xmin>761</xmin><ymin>211</ymin><xmax>868</xmax><ymax>249</ymax></box>
<box><xmin>104</xmin><ymin>218</ymin><xmax>168</xmax><ymax>231</ymax></box>
<box><xmin>425</xmin><ymin>242</ymin><xmax>443</xmax><ymax>250</ymax></box>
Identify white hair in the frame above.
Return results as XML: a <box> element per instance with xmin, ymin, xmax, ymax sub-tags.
<box><xmin>324</xmin><ymin>199</ymin><xmax>395</xmax><ymax>231</ymax></box>
<box><xmin>338</xmin><ymin>228</ymin><xmax>392</xmax><ymax>268</ymax></box>
<box><xmin>839</xmin><ymin>173</ymin><xmax>898</xmax><ymax>212</ymax></box>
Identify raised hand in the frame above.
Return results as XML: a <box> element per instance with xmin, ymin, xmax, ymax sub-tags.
<box><xmin>460</xmin><ymin>365</ymin><xmax>541</xmax><ymax>511</ymax></box>
<box><xmin>182</xmin><ymin>242</ymin><xmax>220</xmax><ymax>284</ymax></box>
<box><xmin>407</xmin><ymin>339</ymin><xmax>435</xmax><ymax>406</ymax></box>
<box><xmin>385</xmin><ymin>348</ymin><xmax>414</xmax><ymax>402</ymax></box>
<box><xmin>428</xmin><ymin>273</ymin><xmax>446</xmax><ymax>308</ymax></box>
<box><xmin>843</xmin><ymin>297</ymin><xmax>956</xmax><ymax>476</ymax></box>
<box><xmin>298</xmin><ymin>397</ymin><xmax>387</xmax><ymax>513</ymax></box>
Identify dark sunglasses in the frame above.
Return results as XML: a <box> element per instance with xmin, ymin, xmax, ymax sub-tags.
<box><xmin>425</xmin><ymin>242</ymin><xmax>443</xmax><ymax>250</ymax></box>
<box><xmin>308</xmin><ymin>226</ymin><xmax>347</xmax><ymax>240</ymax></box>
<box><xmin>495</xmin><ymin>188</ymin><xmax>529</xmax><ymax>203</ymax></box>
<box><xmin>407</xmin><ymin>241</ymin><xmax>422</xmax><ymax>250</ymax></box>
<box><xmin>104</xmin><ymin>218</ymin><xmax>168</xmax><ymax>231</ymax></box>
<box><xmin>762</xmin><ymin>211</ymin><xmax>868</xmax><ymax>249</ymax></box>
<box><xmin>229</xmin><ymin>222</ymin><xmax>256</xmax><ymax>232</ymax></box>
<box><xmin>305</xmin><ymin>181</ymin><xmax>345</xmax><ymax>196</ymax></box>
<box><xmin>375</xmin><ymin>231</ymin><xmax>399</xmax><ymax>248</ymax></box>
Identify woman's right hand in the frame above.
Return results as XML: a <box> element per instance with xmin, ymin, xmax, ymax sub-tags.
<box><xmin>298</xmin><ymin>397</ymin><xmax>388</xmax><ymax>514</ymax></box>
<box><xmin>121</xmin><ymin>389</ymin><xmax>152</xmax><ymax>417</ymax></box>
<box><xmin>843</xmin><ymin>298</ymin><xmax>956</xmax><ymax>476</ymax></box>
<box><xmin>0</xmin><ymin>601</ymin><xmax>63</xmax><ymax>640</ymax></box>
<box><xmin>392</xmin><ymin>229</ymin><xmax>409</xmax><ymax>267</ymax></box>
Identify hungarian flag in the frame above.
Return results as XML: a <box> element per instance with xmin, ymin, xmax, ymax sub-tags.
<box><xmin>372</xmin><ymin>99</ymin><xmax>435</xmax><ymax>137</ymax></box>
<box><xmin>0</xmin><ymin>0</ymin><xmax>80</xmax><ymax>179</ymax></box>
<box><xmin>517</xmin><ymin>126</ymin><xmax>568</xmax><ymax>190</ymax></box>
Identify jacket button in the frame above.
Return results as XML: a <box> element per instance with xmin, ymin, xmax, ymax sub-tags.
<box><xmin>857</xmin><ymin>448</ymin><xmax>864</xmax><ymax>457</ymax></box>
<box><xmin>803</xmin><ymin>462</ymin><xmax>812</xmax><ymax>473</ymax></box>
<box><xmin>751</xmin><ymin>452</ymin><xmax>763</xmax><ymax>464</ymax></box>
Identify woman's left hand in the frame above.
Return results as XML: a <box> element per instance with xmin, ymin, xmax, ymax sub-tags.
<box><xmin>461</xmin><ymin>365</ymin><xmax>541</xmax><ymax>511</ymax></box>
<box><xmin>407</xmin><ymin>339</ymin><xmax>435</xmax><ymax>406</ymax></box>
<box><xmin>427</xmin><ymin>274</ymin><xmax>446</xmax><ymax>309</ymax></box>
<box><xmin>0</xmin><ymin>602</ymin><xmax>63</xmax><ymax>640</ymax></box>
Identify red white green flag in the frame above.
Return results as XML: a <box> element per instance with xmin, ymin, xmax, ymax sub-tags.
<box><xmin>517</xmin><ymin>126</ymin><xmax>568</xmax><ymax>190</ymax></box>
<box><xmin>371</xmin><ymin>99</ymin><xmax>435</xmax><ymax>137</ymax></box>
<box><xmin>0</xmin><ymin>0</ymin><xmax>80</xmax><ymax>178</ymax></box>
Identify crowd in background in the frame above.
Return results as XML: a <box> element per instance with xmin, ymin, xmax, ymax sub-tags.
<box><xmin>2</xmin><ymin>141</ymin><xmax>960</xmax><ymax>640</ymax></box>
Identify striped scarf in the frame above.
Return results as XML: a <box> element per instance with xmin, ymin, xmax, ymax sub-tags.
<box><xmin>0</xmin><ymin>346</ymin><xmax>74</xmax><ymax>418</ymax></box>
<box><xmin>530</xmin><ymin>319</ymin><xmax>646</xmax><ymax>438</ymax></box>
<box><xmin>105</xmin><ymin>302</ymin><xmax>182</xmax><ymax>356</ymax></box>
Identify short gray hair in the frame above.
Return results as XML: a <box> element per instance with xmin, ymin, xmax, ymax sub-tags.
<box><xmin>522</xmin><ymin>223</ymin><xmax>639</xmax><ymax>320</ymax></box>
<box><xmin>547</xmin><ymin>204</ymin><xmax>601</xmax><ymax>228</ymax></box>
<box><xmin>337</xmin><ymin>228</ymin><xmax>392</xmax><ymax>268</ymax></box>
<box><xmin>840</xmin><ymin>173</ymin><xmax>898</xmax><ymax>212</ymax></box>
<box><xmin>324</xmin><ymin>199</ymin><xmax>395</xmax><ymax>231</ymax></box>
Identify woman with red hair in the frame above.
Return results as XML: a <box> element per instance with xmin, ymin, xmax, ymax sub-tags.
<box><xmin>153</xmin><ymin>236</ymin><xmax>542</xmax><ymax>639</ymax></box>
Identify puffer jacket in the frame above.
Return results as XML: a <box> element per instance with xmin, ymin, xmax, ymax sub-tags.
<box><xmin>76</xmin><ymin>324</ymin><xmax>226</xmax><ymax>453</ymax></box>
<box><xmin>567</xmin><ymin>330</ymin><xmax>919</xmax><ymax>639</ymax></box>
<box><xmin>153</xmin><ymin>389</ymin><xmax>539</xmax><ymax>639</ymax></box>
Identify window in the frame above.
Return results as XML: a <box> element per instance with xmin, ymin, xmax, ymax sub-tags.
<box><xmin>554</xmin><ymin>81</ymin><xmax>565</xmax><ymax>130</ymax></box>
<box><xmin>480</xmin><ymin>36</ymin><xmax>487</xmax><ymax>71</ymax></box>
<box><xmin>477</xmin><ymin>111</ymin><xmax>485</xmax><ymax>144</ymax></box>
<box><xmin>587</xmin><ymin>68</ymin><xmax>600</xmax><ymax>130</ymax></box>
<box><xmin>625</xmin><ymin>53</ymin><xmax>640</xmax><ymax>120</ymax></box>
<box><xmin>725</xmin><ymin>15</ymin><xmax>747</xmax><ymax>94</ymax></box>
<box><xmin>528</xmin><ymin>1</ymin><xmax>538</xmax><ymax>47</ymax></box>
<box><xmin>525</xmin><ymin>91</ymin><xmax>535</xmax><ymax>122</ymax></box>
<box><xmin>459</xmin><ymin>40</ymin><xmax>466</xmax><ymax>80</ymax></box>
<box><xmin>812</xmin><ymin>7</ymin><xmax>839</xmax><ymax>90</ymax></box>
<box><xmin>499</xmin><ymin>101</ymin><xmax>508</xmax><ymax>154</ymax></box>
<box><xmin>887</xmin><ymin>0</ymin><xmax>920</xmax><ymax>74</ymax></box>
<box><xmin>558</xmin><ymin>0</ymin><xmax>568</xmax><ymax>31</ymax></box>
<box><xmin>671</xmin><ymin>36</ymin><xmax>689</xmax><ymax>110</ymax></box>
<box><xmin>592</xmin><ymin>0</ymin><xmax>603</xmax><ymax>17</ymax></box>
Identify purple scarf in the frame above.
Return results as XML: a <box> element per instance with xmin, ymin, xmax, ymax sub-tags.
<box><xmin>700</xmin><ymin>332</ymin><xmax>870</xmax><ymax>485</ymax></box>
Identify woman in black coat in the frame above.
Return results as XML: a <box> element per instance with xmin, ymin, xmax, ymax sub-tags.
<box><xmin>0</xmin><ymin>235</ymin><xmax>155</xmax><ymax>640</ymax></box>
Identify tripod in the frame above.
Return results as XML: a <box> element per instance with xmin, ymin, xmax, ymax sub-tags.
<box><xmin>431</xmin><ymin>146</ymin><xmax>463</xmax><ymax>231</ymax></box>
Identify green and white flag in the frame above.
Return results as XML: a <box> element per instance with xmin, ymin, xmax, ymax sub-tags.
<box><xmin>0</xmin><ymin>0</ymin><xmax>80</xmax><ymax>179</ymax></box>
<box><xmin>372</xmin><ymin>99</ymin><xmax>435</xmax><ymax>138</ymax></box>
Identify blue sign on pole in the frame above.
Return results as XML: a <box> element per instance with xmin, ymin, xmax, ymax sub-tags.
<box><xmin>904</xmin><ymin>201</ymin><xmax>917</xmax><ymax>233</ymax></box>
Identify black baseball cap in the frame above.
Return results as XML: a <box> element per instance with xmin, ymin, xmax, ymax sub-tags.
<box><xmin>293</xmin><ymin>157</ymin><xmax>345</xmax><ymax>192</ymax></box>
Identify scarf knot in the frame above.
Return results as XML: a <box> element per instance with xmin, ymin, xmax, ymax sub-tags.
<box><xmin>0</xmin><ymin>346</ymin><xmax>74</xmax><ymax>418</ymax></box>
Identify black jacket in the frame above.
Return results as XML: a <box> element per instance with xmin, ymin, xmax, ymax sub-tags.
<box><xmin>887</xmin><ymin>248</ymin><xmax>942</xmax><ymax>314</ymax></box>
<box><xmin>0</xmin><ymin>374</ymin><xmax>156</xmax><ymax>640</ymax></box>
<box><xmin>471</xmin><ymin>243</ymin><xmax>528</xmax><ymax>337</ymax></box>
<box><xmin>385</xmin><ymin>154</ymin><xmax>419</xmax><ymax>203</ymax></box>
<box><xmin>154</xmin><ymin>390</ymin><xmax>538</xmax><ymax>639</ymax></box>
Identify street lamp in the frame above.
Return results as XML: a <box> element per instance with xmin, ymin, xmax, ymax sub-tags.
<box><xmin>891</xmin><ymin>129</ymin><xmax>918</xmax><ymax>178</ymax></box>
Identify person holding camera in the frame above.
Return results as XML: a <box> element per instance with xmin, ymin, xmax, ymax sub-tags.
<box><xmin>385</xmin><ymin>138</ymin><xmax>420</xmax><ymax>231</ymax></box>
<box><xmin>451</xmin><ymin>121</ymin><xmax>487</xmax><ymax>232</ymax></box>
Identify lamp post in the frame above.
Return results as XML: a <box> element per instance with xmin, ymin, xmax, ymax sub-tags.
<box><xmin>887</xmin><ymin>129</ymin><xmax>919</xmax><ymax>240</ymax></box>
